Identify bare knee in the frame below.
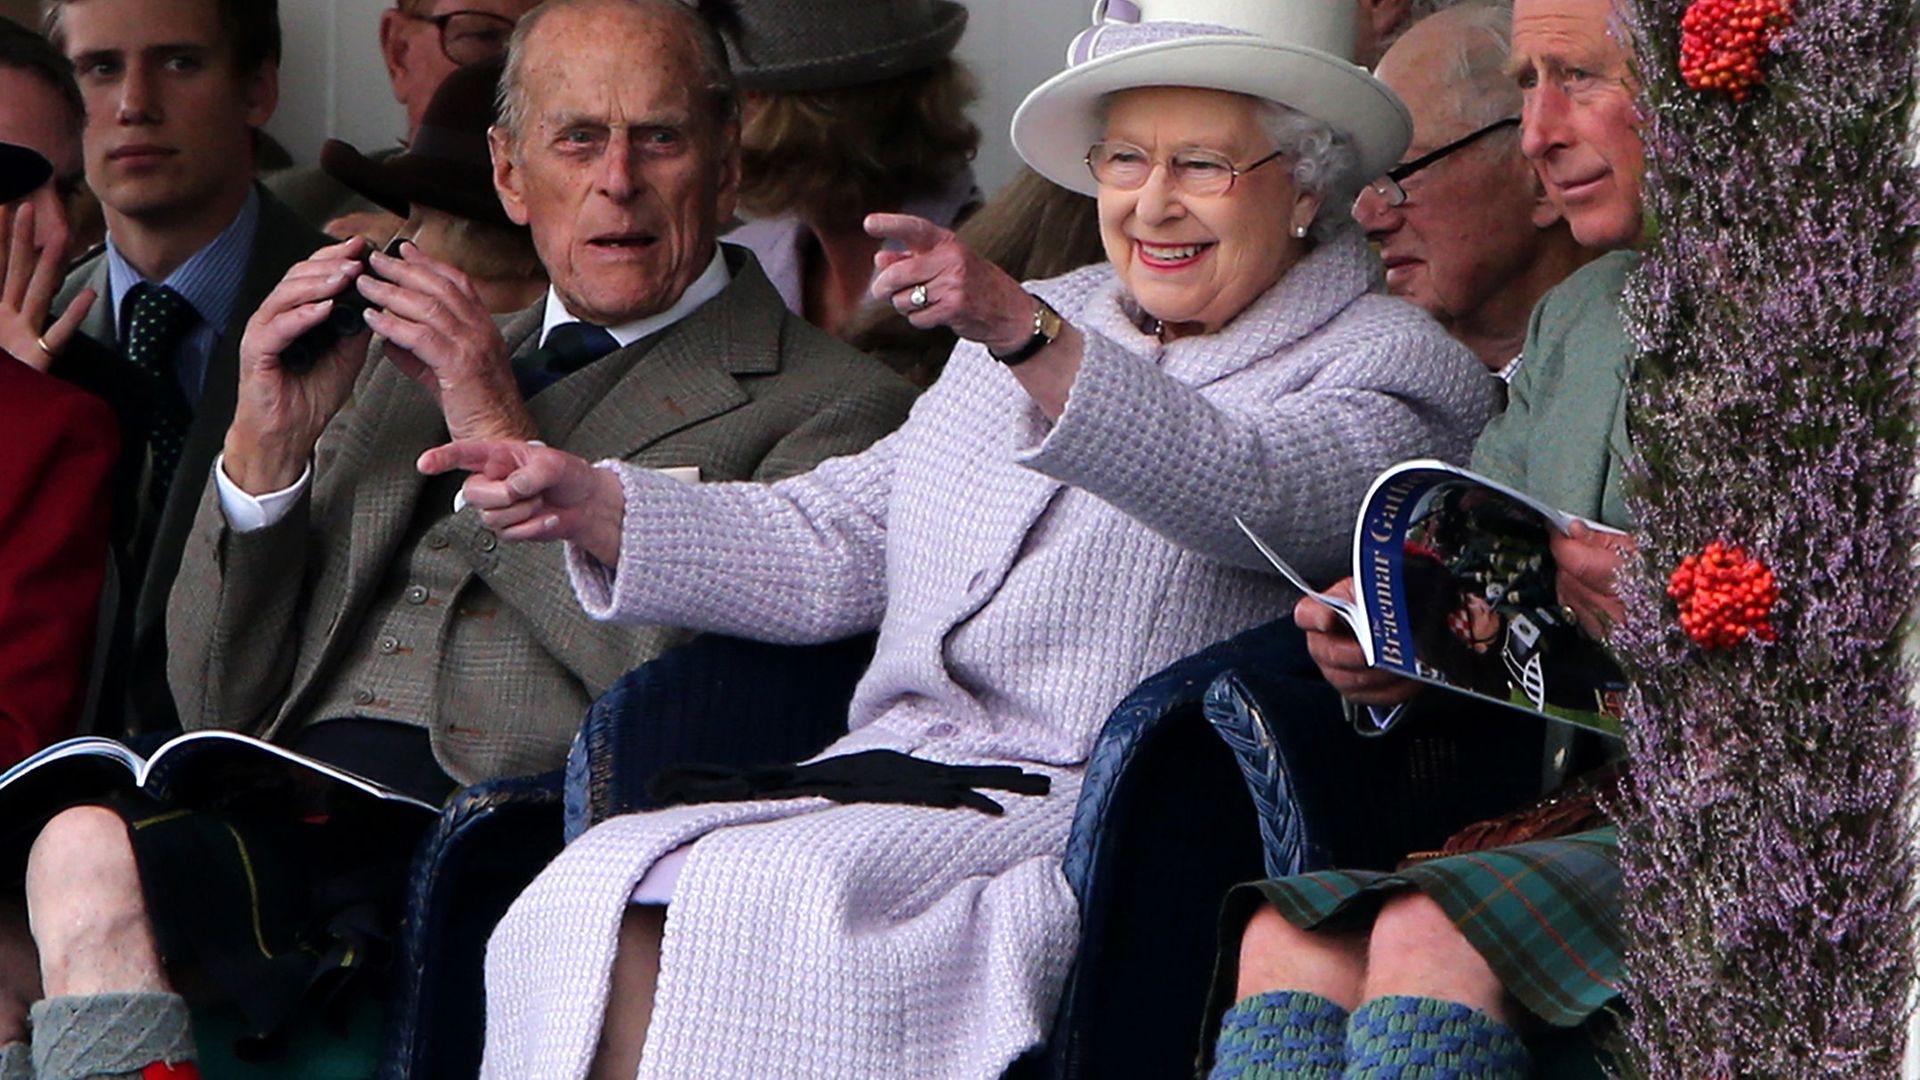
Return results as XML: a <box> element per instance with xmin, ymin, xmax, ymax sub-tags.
<box><xmin>1368</xmin><ymin>891</ymin><xmax>1460</xmax><ymax>957</ymax></box>
<box><xmin>1233</xmin><ymin>901</ymin><xmax>1365</xmax><ymax>1009</ymax></box>
<box><xmin>24</xmin><ymin>806</ymin><xmax>165</xmax><ymax>996</ymax></box>
<box><xmin>1363</xmin><ymin>891</ymin><xmax>1510</xmax><ymax>1025</ymax></box>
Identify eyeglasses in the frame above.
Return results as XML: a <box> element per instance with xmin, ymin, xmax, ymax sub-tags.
<box><xmin>404</xmin><ymin>9</ymin><xmax>519</xmax><ymax>67</ymax></box>
<box><xmin>1364</xmin><ymin>117</ymin><xmax>1521</xmax><ymax>207</ymax></box>
<box><xmin>1084</xmin><ymin>141</ymin><xmax>1287</xmax><ymax>198</ymax></box>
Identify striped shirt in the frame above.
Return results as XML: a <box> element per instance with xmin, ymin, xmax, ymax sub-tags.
<box><xmin>106</xmin><ymin>186</ymin><xmax>261</xmax><ymax>407</ymax></box>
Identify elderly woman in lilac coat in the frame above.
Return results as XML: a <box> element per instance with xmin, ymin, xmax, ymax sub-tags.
<box><xmin>418</xmin><ymin>2</ymin><xmax>1500</xmax><ymax>1076</ymax></box>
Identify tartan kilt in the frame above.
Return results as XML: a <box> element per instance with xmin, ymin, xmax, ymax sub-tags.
<box><xmin>1223</xmin><ymin>826</ymin><xmax>1621</xmax><ymax>1028</ymax></box>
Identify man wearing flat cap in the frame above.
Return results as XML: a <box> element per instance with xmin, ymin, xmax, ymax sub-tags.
<box><xmin>1</xmin><ymin>0</ymin><xmax>913</xmax><ymax>1072</ymax></box>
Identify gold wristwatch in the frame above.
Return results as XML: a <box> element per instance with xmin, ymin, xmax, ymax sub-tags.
<box><xmin>991</xmin><ymin>295</ymin><xmax>1064</xmax><ymax>367</ymax></box>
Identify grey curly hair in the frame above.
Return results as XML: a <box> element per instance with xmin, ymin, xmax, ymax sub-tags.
<box><xmin>1254</xmin><ymin>101</ymin><xmax>1362</xmax><ymax>244</ymax></box>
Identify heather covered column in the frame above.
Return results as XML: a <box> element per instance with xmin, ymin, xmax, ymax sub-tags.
<box><xmin>1610</xmin><ymin>0</ymin><xmax>1920</xmax><ymax>1075</ymax></box>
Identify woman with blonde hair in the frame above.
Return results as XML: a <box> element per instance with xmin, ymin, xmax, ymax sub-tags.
<box><xmin>714</xmin><ymin>0</ymin><xmax>982</xmax><ymax>336</ymax></box>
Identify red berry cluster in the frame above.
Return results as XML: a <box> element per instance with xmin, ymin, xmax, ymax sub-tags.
<box><xmin>1679</xmin><ymin>0</ymin><xmax>1794</xmax><ymax>101</ymax></box>
<box><xmin>1667</xmin><ymin>541</ymin><xmax>1780</xmax><ymax>649</ymax></box>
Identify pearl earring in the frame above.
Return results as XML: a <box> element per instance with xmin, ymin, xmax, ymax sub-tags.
<box><xmin>1293</xmin><ymin>225</ymin><xmax>1308</xmax><ymax>238</ymax></box>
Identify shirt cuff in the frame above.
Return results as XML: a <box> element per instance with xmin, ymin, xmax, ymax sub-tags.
<box><xmin>214</xmin><ymin>452</ymin><xmax>311</xmax><ymax>532</ymax></box>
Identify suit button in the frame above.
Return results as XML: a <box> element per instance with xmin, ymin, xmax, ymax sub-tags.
<box><xmin>405</xmin><ymin>585</ymin><xmax>429</xmax><ymax>605</ymax></box>
<box><xmin>378</xmin><ymin>635</ymin><xmax>400</xmax><ymax>655</ymax></box>
<box><xmin>353</xmin><ymin>688</ymin><xmax>374</xmax><ymax>706</ymax></box>
<box><xmin>478</xmin><ymin>533</ymin><xmax>498</xmax><ymax>552</ymax></box>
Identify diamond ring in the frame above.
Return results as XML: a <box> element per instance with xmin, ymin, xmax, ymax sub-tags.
<box><xmin>909</xmin><ymin>283</ymin><xmax>930</xmax><ymax>310</ymax></box>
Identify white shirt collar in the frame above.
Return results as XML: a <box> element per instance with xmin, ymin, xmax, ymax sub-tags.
<box><xmin>538</xmin><ymin>246</ymin><xmax>731</xmax><ymax>348</ymax></box>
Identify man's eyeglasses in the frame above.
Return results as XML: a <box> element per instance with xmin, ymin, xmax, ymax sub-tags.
<box><xmin>1084</xmin><ymin>141</ymin><xmax>1287</xmax><ymax>198</ymax></box>
<box><xmin>404</xmin><ymin>9</ymin><xmax>518</xmax><ymax>67</ymax></box>
<box><xmin>1364</xmin><ymin>117</ymin><xmax>1520</xmax><ymax>207</ymax></box>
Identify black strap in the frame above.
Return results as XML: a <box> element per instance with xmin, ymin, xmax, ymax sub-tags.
<box><xmin>647</xmin><ymin>749</ymin><xmax>1052</xmax><ymax>816</ymax></box>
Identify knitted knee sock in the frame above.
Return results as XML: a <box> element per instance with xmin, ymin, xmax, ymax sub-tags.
<box><xmin>1344</xmin><ymin>995</ymin><xmax>1529</xmax><ymax>1079</ymax></box>
<box><xmin>0</xmin><ymin>1042</ymin><xmax>30</xmax><ymax>1080</ymax></box>
<box><xmin>1208</xmin><ymin>989</ymin><xmax>1348</xmax><ymax>1079</ymax></box>
<box><xmin>29</xmin><ymin>993</ymin><xmax>197</xmax><ymax>1080</ymax></box>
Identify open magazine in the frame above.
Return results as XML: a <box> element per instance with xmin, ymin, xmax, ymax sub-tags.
<box><xmin>0</xmin><ymin>730</ymin><xmax>440</xmax><ymax>836</ymax></box>
<box><xmin>1239</xmin><ymin>459</ymin><xmax>1627</xmax><ymax>740</ymax></box>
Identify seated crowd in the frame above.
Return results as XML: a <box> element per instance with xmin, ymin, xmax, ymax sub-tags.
<box><xmin>0</xmin><ymin>0</ymin><xmax>1654</xmax><ymax>1075</ymax></box>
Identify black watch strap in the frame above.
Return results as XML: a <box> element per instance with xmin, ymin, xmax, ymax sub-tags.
<box><xmin>991</xmin><ymin>296</ymin><xmax>1064</xmax><ymax>367</ymax></box>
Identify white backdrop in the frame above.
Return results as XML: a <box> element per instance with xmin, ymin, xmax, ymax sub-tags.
<box><xmin>265</xmin><ymin>0</ymin><xmax>1093</xmax><ymax>198</ymax></box>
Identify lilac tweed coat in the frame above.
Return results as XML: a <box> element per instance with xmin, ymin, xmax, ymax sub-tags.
<box><xmin>480</xmin><ymin>227</ymin><xmax>1500</xmax><ymax>1080</ymax></box>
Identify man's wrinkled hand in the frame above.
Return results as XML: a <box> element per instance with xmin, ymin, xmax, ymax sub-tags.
<box><xmin>359</xmin><ymin>241</ymin><xmax>535</xmax><ymax>444</ymax></box>
<box><xmin>226</xmin><ymin>237</ymin><xmax>377</xmax><ymax>494</ymax></box>
<box><xmin>1551</xmin><ymin>520</ymin><xmax>1638</xmax><ymax>640</ymax></box>
<box><xmin>1297</xmin><ymin>578</ymin><xmax>1420</xmax><ymax>708</ymax></box>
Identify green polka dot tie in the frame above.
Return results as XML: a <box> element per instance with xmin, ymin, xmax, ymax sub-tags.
<box><xmin>122</xmin><ymin>283</ymin><xmax>197</xmax><ymax>509</ymax></box>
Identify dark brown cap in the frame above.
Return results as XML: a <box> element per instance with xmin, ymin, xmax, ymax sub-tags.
<box><xmin>321</xmin><ymin>57</ymin><xmax>513</xmax><ymax>228</ymax></box>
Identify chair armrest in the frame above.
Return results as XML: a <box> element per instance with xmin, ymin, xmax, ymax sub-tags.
<box><xmin>1206</xmin><ymin>666</ymin><xmax>1561</xmax><ymax>878</ymax></box>
<box><xmin>1058</xmin><ymin>617</ymin><xmax>1312</xmax><ymax>899</ymax></box>
<box><xmin>1039</xmin><ymin>617</ymin><xmax>1306</xmax><ymax>1080</ymax></box>
<box><xmin>381</xmin><ymin>772</ymin><xmax>565</xmax><ymax>1080</ymax></box>
<box><xmin>566</xmin><ymin>633</ymin><xmax>875</xmax><ymax>839</ymax></box>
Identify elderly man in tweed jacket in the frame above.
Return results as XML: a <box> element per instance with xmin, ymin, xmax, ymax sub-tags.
<box><xmin>165</xmin><ymin>3</ymin><xmax>915</xmax><ymax>788</ymax></box>
<box><xmin>0</xmin><ymin>4</ymin><xmax>912</xmax><ymax>1077</ymax></box>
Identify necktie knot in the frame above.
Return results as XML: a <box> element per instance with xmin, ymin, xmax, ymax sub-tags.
<box><xmin>516</xmin><ymin>321</ymin><xmax>621</xmax><ymax>397</ymax></box>
<box><xmin>543</xmin><ymin>322</ymin><xmax>621</xmax><ymax>374</ymax></box>
<box><xmin>124</xmin><ymin>283</ymin><xmax>197</xmax><ymax>376</ymax></box>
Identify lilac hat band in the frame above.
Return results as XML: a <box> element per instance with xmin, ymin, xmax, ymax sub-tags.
<box><xmin>1067</xmin><ymin>17</ymin><xmax>1254</xmax><ymax>67</ymax></box>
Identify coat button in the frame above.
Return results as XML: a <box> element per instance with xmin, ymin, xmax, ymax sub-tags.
<box><xmin>378</xmin><ymin>635</ymin><xmax>400</xmax><ymax>655</ymax></box>
<box><xmin>426</xmin><ymin>530</ymin><xmax>450</xmax><ymax>550</ymax></box>
<box><xmin>405</xmin><ymin>585</ymin><xmax>429</xmax><ymax>605</ymax></box>
<box><xmin>478</xmin><ymin>533</ymin><xmax>498</xmax><ymax>552</ymax></box>
<box><xmin>924</xmin><ymin>722</ymin><xmax>958</xmax><ymax>738</ymax></box>
<box><xmin>353</xmin><ymin>687</ymin><xmax>375</xmax><ymax>706</ymax></box>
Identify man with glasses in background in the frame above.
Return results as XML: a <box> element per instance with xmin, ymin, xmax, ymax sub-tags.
<box><xmin>269</xmin><ymin>0</ymin><xmax>538</xmax><ymax>232</ymax></box>
<box><xmin>1355</xmin><ymin>2</ymin><xmax>1593</xmax><ymax>377</ymax></box>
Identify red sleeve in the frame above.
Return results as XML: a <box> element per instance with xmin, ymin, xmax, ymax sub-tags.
<box><xmin>0</xmin><ymin>359</ymin><xmax>118</xmax><ymax>766</ymax></box>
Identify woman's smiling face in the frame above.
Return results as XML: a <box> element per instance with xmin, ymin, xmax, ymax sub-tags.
<box><xmin>1096</xmin><ymin>86</ymin><xmax>1318</xmax><ymax>337</ymax></box>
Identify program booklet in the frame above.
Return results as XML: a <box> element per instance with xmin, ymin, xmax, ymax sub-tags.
<box><xmin>0</xmin><ymin>730</ymin><xmax>440</xmax><ymax>838</ymax></box>
<box><xmin>1239</xmin><ymin>459</ymin><xmax>1628</xmax><ymax>740</ymax></box>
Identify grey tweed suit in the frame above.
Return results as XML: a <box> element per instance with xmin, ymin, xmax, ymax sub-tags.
<box><xmin>51</xmin><ymin>187</ymin><xmax>328</xmax><ymax>733</ymax></box>
<box><xmin>167</xmin><ymin>246</ymin><xmax>918</xmax><ymax>784</ymax></box>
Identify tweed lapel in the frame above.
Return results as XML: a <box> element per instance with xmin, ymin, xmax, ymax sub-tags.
<box><xmin>553</xmin><ymin>247</ymin><xmax>782</xmax><ymax>465</ymax></box>
<box><xmin>66</xmin><ymin>255</ymin><xmax>112</xmax><ymax>344</ymax></box>
<box><xmin>337</xmin><ymin>352</ymin><xmax>466</xmax><ymax>612</ymax></box>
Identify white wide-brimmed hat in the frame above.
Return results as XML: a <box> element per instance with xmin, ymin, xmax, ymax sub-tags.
<box><xmin>1011</xmin><ymin>0</ymin><xmax>1411</xmax><ymax>197</ymax></box>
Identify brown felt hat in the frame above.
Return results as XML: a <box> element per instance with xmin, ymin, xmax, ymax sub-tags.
<box><xmin>0</xmin><ymin>141</ymin><xmax>50</xmax><ymax>204</ymax></box>
<box><xmin>713</xmin><ymin>0</ymin><xmax>967</xmax><ymax>92</ymax></box>
<box><xmin>321</xmin><ymin>57</ymin><xmax>513</xmax><ymax>228</ymax></box>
